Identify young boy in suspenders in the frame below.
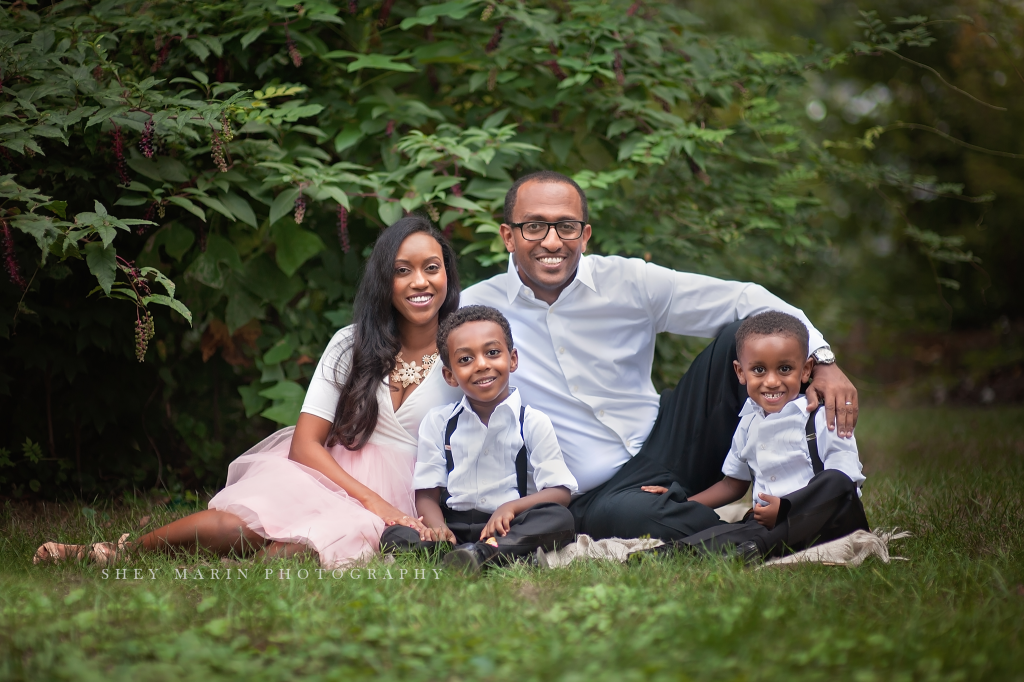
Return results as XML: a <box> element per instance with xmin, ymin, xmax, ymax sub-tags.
<box><xmin>645</xmin><ymin>311</ymin><xmax>869</xmax><ymax>562</ymax></box>
<box><xmin>381</xmin><ymin>305</ymin><xmax>578</xmax><ymax>572</ymax></box>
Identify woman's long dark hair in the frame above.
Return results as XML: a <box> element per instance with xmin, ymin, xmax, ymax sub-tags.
<box><xmin>327</xmin><ymin>215</ymin><xmax>460</xmax><ymax>449</ymax></box>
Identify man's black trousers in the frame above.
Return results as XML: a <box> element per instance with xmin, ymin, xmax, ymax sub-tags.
<box><xmin>677</xmin><ymin>469</ymin><xmax>870</xmax><ymax>558</ymax></box>
<box><xmin>380</xmin><ymin>502</ymin><xmax>575</xmax><ymax>557</ymax></box>
<box><xmin>567</xmin><ymin>319</ymin><xmax>749</xmax><ymax>541</ymax></box>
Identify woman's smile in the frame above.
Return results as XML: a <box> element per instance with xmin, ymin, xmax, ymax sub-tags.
<box><xmin>406</xmin><ymin>293</ymin><xmax>435</xmax><ymax>306</ymax></box>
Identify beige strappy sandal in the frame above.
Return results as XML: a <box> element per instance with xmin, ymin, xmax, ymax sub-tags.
<box><xmin>33</xmin><ymin>542</ymin><xmax>88</xmax><ymax>564</ymax></box>
<box><xmin>34</xmin><ymin>533</ymin><xmax>132</xmax><ymax>567</ymax></box>
<box><xmin>88</xmin><ymin>533</ymin><xmax>132</xmax><ymax>566</ymax></box>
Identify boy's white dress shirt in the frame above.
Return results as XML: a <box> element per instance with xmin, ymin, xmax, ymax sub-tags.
<box><xmin>414</xmin><ymin>388</ymin><xmax>579</xmax><ymax>513</ymax></box>
<box><xmin>461</xmin><ymin>254</ymin><xmax>829</xmax><ymax>493</ymax></box>
<box><xmin>722</xmin><ymin>396</ymin><xmax>865</xmax><ymax>508</ymax></box>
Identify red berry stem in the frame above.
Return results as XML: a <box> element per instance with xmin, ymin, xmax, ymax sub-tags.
<box><xmin>1</xmin><ymin>218</ymin><xmax>27</xmax><ymax>291</ymax></box>
<box><xmin>337</xmin><ymin>204</ymin><xmax>350</xmax><ymax>253</ymax></box>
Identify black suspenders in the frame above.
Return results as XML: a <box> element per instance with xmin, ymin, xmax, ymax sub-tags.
<box><xmin>443</xmin><ymin>405</ymin><xmax>529</xmax><ymax>499</ymax></box>
<box><xmin>805</xmin><ymin>404</ymin><xmax>824</xmax><ymax>474</ymax></box>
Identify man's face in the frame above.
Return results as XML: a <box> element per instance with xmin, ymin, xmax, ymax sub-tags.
<box><xmin>733</xmin><ymin>334</ymin><xmax>814</xmax><ymax>414</ymax></box>
<box><xmin>499</xmin><ymin>180</ymin><xmax>592</xmax><ymax>303</ymax></box>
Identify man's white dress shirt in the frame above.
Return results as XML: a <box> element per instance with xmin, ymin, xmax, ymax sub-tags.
<box><xmin>413</xmin><ymin>388</ymin><xmax>578</xmax><ymax>513</ymax></box>
<box><xmin>722</xmin><ymin>396</ymin><xmax>865</xmax><ymax>507</ymax></box>
<box><xmin>461</xmin><ymin>254</ymin><xmax>829</xmax><ymax>493</ymax></box>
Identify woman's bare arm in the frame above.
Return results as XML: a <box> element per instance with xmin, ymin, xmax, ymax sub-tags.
<box><xmin>289</xmin><ymin>413</ymin><xmax>429</xmax><ymax>536</ymax></box>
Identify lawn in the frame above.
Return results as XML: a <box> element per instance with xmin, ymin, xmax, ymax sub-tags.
<box><xmin>2</xmin><ymin>407</ymin><xmax>1022</xmax><ymax>681</ymax></box>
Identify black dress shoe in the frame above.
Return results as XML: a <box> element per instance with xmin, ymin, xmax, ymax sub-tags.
<box><xmin>724</xmin><ymin>540</ymin><xmax>763</xmax><ymax>565</ymax></box>
<box><xmin>441</xmin><ymin>542</ymin><xmax>500</xmax><ymax>574</ymax></box>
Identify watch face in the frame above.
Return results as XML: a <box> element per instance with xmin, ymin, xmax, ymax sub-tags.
<box><xmin>814</xmin><ymin>348</ymin><xmax>836</xmax><ymax>363</ymax></box>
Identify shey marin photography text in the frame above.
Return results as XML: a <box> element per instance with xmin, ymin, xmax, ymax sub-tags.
<box><xmin>101</xmin><ymin>566</ymin><xmax>445</xmax><ymax>581</ymax></box>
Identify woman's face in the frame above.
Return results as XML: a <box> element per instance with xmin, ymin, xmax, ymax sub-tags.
<box><xmin>391</xmin><ymin>231</ymin><xmax>448</xmax><ymax>329</ymax></box>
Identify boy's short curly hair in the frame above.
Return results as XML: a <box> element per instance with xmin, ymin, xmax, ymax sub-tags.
<box><xmin>735</xmin><ymin>311</ymin><xmax>810</xmax><ymax>358</ymax></box>
<box><xmin>437</xmin><ymin>305</ymin><xmax>514</xmax><ymax>369</ymax></box>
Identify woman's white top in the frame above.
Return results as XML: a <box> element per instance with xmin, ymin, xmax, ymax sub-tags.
<box><xmin>301</xmin><ymin>325</ymin><xmax>462</xmax><ymax>448</ymax></box>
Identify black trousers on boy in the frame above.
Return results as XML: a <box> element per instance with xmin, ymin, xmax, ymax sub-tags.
<box><xmin>380</xmin><ymin>502</ymin><xmax>576</xmax><ymax>558</ymax></box>
<box><xmin>677</xmin><ymin>469</ymin><xmax>870</xmax><ymax>558</ymax></box>
<box><xmin>568</xmin><ymin>320</ymin><xmax>748</xmax><ymax>541</ymax></box>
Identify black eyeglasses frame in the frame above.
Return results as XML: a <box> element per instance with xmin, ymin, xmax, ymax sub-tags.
<box><xmin>508</xmin><ymin>220</ymin><xmax>587</xmax><ymax>241</ymax></box>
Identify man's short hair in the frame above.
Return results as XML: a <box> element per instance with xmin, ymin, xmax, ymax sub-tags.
<box><xmin>504</xmin><ymin>170</ymin><xmax>589</xmax><ymax>224</ymax></box>
<box><xmin>437</xmin><ymin>305</ymin><xmax>515</xmax><ymax>369</ymax></box>
<box><xmin>735</xmin><ymin>311</ymin><xmax>810</xmax><ymax>358</ymax></box>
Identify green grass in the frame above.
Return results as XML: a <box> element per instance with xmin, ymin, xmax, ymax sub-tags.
<box><xmin>2</xmin><ymin>407</ymin><xmax>1023</xmax><ymax>681</ymax></box>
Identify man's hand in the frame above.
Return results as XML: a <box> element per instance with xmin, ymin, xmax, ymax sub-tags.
<box><xmin>806</xmin><ymin>362</ymin><xmax>858</xmax><ymax>438</ymax></box>
<box><xmin>481</xmin><ymin>502</ymin><xmax>517</xmax><ymax>540</ymax></box>
<box><xmin>752</xmin><ymin>493</ymin><xmax>781</xmax><ymax>529</ymax></box>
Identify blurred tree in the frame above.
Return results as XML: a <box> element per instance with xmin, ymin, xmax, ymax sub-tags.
<box><xmin>683</xmin><ymin>0</ymin><xmax>1024</xmax><ymax>401</ymax></box>
<box><xmin>0</xmin><ymin>0</ymin><xmax>997</xmax><ymax>497</ymax></box>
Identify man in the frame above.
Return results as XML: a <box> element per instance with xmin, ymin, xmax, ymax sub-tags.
<box><xmin>460</xmin><ymin>170</ymin><xmax>859</xmax><ymax>541</ymax></box>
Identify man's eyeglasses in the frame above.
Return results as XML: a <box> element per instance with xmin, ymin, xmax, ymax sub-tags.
<box><xmin>510</xmin><ymin>221</ymin><xmax>586</xmax><ymax>241</ymax></box>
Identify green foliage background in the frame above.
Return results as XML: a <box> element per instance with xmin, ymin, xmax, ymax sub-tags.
<box><xmin>0</xmin><ymin>0</ymin><xmax>1018</xmax><ymax>497</ymax></box>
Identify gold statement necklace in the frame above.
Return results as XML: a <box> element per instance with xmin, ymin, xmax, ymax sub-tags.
<box><xmin>390</xmin><ymin>350</ymin><xmax>439</xmax><ymax>388</ymax></box>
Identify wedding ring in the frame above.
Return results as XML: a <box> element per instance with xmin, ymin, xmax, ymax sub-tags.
<box><xmin>845</xmin><ymin>401</ymin><xmax>853</xmax><ymax>405</ymax></box>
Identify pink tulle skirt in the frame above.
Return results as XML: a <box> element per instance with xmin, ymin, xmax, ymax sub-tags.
<box><xmin>207</xmin><ymin>427</ymin><xmax>416</xmax><ymax>568</ymax></box>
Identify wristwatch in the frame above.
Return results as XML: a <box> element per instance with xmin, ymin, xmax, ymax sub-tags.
<box><xmin>811</xmin><ymin>346</ymin><xmax>836</xmax><ymax>365</ymax></box>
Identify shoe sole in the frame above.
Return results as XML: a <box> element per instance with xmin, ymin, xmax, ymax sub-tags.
<box><xmin>441</xmin><ymin>548</ymin><xmax>482</xmax><ymax>575</ymax></box>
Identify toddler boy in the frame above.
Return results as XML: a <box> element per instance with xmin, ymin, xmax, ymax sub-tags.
<box><xmin>650</xmin><ymin>310</ymin><xmax>869</xmax><ymax>561</ymax></box>
<box><xmin>380</xmin><ymin>305</ymin><xmax>578</xmax><ymax>572</ymax></box>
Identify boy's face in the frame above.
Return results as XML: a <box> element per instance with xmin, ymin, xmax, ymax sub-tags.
<box><xmin>733</xmin><ymin>334</ymin><xmax>813</xmax><ymax>414</ymax></box>
<box><xmin>442</xmin><ymin>320</ymin><xmax>519</xmax><ymax>407</ymax></box>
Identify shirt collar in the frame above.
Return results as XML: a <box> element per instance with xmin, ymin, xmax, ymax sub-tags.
<box><xmin>455</xmin><ymin>386</ymin><xmax>522</xmax><ymax>421</ymax></box>
<box><xmin>739</xmin><ymin>395</ymin><xmax>809</xmax><ymax>419</ymax></box>
<box><xmin>505</xmin><ymin>253</ymin><xmax>597</xmax><ymax>304</ymax></box>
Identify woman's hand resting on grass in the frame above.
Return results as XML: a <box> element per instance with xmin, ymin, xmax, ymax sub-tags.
<box><xmin>363</xmin><ymin>496</ymin><xmax>431</xmax><ymax>539</ymax></box>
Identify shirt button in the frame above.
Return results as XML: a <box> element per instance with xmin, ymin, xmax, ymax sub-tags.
<box><xmin>483</xmin><ymin>449</ymin><xmax>488</xmax><ymax>455</ymax></box>
<box><xmin>571</xmin><ymin>385</ymin><xmax>578</xmax><ymax>393</ymax></box>
<box><xmin>759</xmin><ymin>443</ymin><xmax>766</xmax><ymax>450</ymax></box>
<box><xmin>599</xmin><ymin>410</ymin><xmax>605</xmax><ymax>417</ymax></box>
<box><xmin>480</xmin><ymin>497</ymin><xmax>486</xmax><ymax>504</ymax></box>
<box><xmin>559</xmin><ymin>347</ymin><xmax>565</xmax><ymax>354</ymax></box>
<box><xmin>770</xmin><ymin>476</ymin><xmax>776</xmax><ymax>482</ymax></box>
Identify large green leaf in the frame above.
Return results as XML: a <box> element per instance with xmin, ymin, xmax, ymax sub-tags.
<box><xmin>143</xmin><ymin>294</ymin><xmax>193</xmax><ymax>325</ymax></box>
<box><xmin>236</xmin><ymin>254</ymin><xmax>304</xmax><ymax>311</ymax></box>
<box><xmin>272</xmin><ymin>220</ymin><xmax>325</xmax><ymax>277</ymax></box>
<box><xmin>185</xmin><ymin>234</ymin><xmax>241</xmax><ymax>289</ymax></box>
<box><xmin>262</xmin><ymin>336</ymin><xmax>294</xmax><ymax>365</ymax></box>
<box><xmin>377</xmin><ymin>200</ymin><xmax>403</xmax><ymax>226</ymax></box>
<box><xmin>269</xmin><ymin>187</ymin><xmax>301</xmax><ymax>227</ymax></box>
<box><xmin>11</xmin><ymin>214</ymin><xmax>61</xmax><ymax>257</ymax></box>
<box><xmin>149</xmin><ymin>224</ymin><xmax>196</xmax><ymax>262</ymax></box>
<box><xmin>399</xmin><ymin>0</ymin><xmax>478</xmax><ymax>29</ymax></box>
<box><xmin>84</xmin><ymin>242</ymin><xmax>117</xmax><ymax>295</ymax></box>
<box><xmin>237</xmin><ymin>383</ymin><xmax>268</xmax><ymax>418</ymax></box>
<box><xmin>167</xmin><ymin>196</ymin><xmax>206</xmax><ymax>221</ymax></box>
<box><xmin>224</xmin><ymin>277</ymin><xmax>265</xmax><ymax>333</ymax></box>
<box><xmin>258</xmin><ymin>380</ymin><xmax>305</xmax><ymax>426</ymax></box>
<box><xmin>219</xmin><ymin>192</ymin><xmax>258</xmax><ymax>228</ymax></box>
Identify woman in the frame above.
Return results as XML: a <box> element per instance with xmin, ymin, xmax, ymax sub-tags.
<box><xmin>35</xmin><ymin>215</ymin><xmax>463</xmax><ymax>568</ymax></box>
